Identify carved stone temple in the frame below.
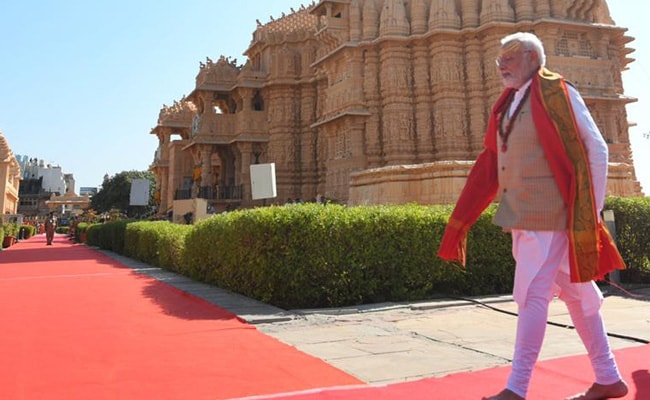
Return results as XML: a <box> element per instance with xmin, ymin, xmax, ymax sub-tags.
<box><xmin>149</xmin><ymin>0</ymin><xmax>643</xmax><ymax>217</ymax></box>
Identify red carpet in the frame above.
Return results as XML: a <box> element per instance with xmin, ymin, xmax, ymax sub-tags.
<box><xmin>3</xmin><ymin>235</ymin><xmax>648</xmax><ymax>400</ymax></box>
<box><xmin>0</xmin><ymin>235</ymin><xmax>361</xmax><ymax>400</ymax></box>
<box><xmin>228</xmin><ymin>342</ymin><xmax>650</xmax><ymax>399</ymax></box>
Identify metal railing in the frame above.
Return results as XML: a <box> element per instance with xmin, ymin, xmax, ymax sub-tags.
<box><xmin>199</xmin><ymin>185</ymin><xmax>243</xmax><ymax>200</ymax></box>
<box><xmin>174</xmin><ymin>185</ymin><xmax>243</xmax><ymax>201</ymax></box>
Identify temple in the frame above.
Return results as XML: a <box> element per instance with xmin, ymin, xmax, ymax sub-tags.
<box><xmin>0</xmin><ymin>130</ymin><xmax>21</xmax><ymax>215</ymax></box>
<box><xmin>149</xmin><ymin>0</ymin><xmax>643</xmax><ymax>218</ymax></box>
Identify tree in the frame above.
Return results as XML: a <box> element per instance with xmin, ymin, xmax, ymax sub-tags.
<box><xmin>91</xmin><ymin>170</ymin><xmax>155</xmax><ymax>218</ymax></box>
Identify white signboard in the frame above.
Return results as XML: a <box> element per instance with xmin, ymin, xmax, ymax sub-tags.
<box><xmin>250</xmin><ymin>163</ymin><xmax>277</xmax><ymax>200</ymax></box>
<box><xmin>129</xmin><ymin>179</ymin><xmax>151</xmax><ymax>206</ymax></box>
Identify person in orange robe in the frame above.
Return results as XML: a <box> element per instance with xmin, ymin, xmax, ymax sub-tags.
<box><xmin>438</xmin><ymin>32</ymin><xmax>627</xmax><ymax>400</ymax></box>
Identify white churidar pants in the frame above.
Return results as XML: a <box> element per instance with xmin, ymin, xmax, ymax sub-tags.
<box><xmin>505</xmin><ymin>230</ymin><xmax>622</xmax><ymax>398</ymax></box>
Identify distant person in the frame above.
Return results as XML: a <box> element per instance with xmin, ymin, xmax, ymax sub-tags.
<box><xmin>45</xmin><ymin>212</ymin><xmax>56</xmax><ymax>245</ymax></box>
<box><xmin>183</xmin><ymin>212</ymin><xmax>193</xmax><ymax>225</ymax></box>
<box><xmin>437</xmin><ymin>32</ymin><xmax>627</xmax><ymax>400</ymax></box>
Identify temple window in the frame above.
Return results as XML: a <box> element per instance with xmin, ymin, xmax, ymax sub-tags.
<box><xmin>335</xmin><ymin>131</ymin><xmax>351</xmax><ymax>159</ymax></box>
<box><xmin>555</xmin><ymin>32</ymin><xmax>595</xmax><ymax>58</ymax></box>
<box><xmin>252</xmin><ymin>90</ymin><xmax>265</xmax><ymax>111</ymax></box>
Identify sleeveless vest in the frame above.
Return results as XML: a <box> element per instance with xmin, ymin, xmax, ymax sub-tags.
<box><xmin>493</xmin><ymin>94</ymin><xmax>567</xmax><ymax>230</ymax></box>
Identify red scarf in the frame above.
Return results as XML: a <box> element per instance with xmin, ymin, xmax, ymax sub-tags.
<box><xmin>437</xmin><ymin>68</ymin><xmax>625</xmax><ymax>282</ymax></box>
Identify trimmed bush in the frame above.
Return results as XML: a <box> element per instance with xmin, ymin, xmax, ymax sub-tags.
<box><xmin>72</xmin><ymin>197</ymin><xmax>649</xmax><ymax>310</ymax></box>
<box><xmin>21</xmin><ymin>225</ymin><xmax>36</xmax><ymax>239</ymax></box>
<box><xmin>181</xmin><ymin>203</ymin><xmax>515</xmax><ymax>309</ymax></box>
<box><xmin>123</xmin><ymin>220</ymin><xmax>192</xmax><ymax>270</ymax></box>
<box><xmin>604</xmin><ymin>197</ymin><xmax>650</xmax><ymax>281</ymax></box>
<box><xmin>85</xmin><ymin>220</ymin><xmax>130</xmax><ymax>253</ymax></box>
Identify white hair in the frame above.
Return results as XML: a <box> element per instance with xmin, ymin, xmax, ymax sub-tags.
<box><xmin>501</xmin><ymin>32</ymin><xmax>546</xmax><ymax>67</ymax></box>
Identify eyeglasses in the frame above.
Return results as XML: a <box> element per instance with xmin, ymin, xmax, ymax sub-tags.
<box><xmin>495</xmin><ymin>50</ymin><xmax>532</xmax><ymax>67</ymax></box>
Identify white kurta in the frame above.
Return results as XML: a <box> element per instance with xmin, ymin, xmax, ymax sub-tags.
<box><xmin>504</xmin><ymin>78</ymin><xmax>621</xmax><ymax>397</ymax></box>
<box><xmin>507</xmin><ymin>81</ymin><xmax>609</xmax><ymax>311</ymax></box>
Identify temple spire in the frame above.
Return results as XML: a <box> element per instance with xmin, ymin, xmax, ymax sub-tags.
<box><xmin>362</xmin><ymin>0</ymin><xmax>379</xmax><ymax>40</ymax></box>
<box><xmin>411</xmin><ymin>0</ymin><xmax>429</xmax><ymax>34</ymax></box>
<box><xmin>379</xmin><ymin>0</ymin><xmax>410</xmax><ymax>37</ymax></box>
<box><xmin>429</xmin><ymin>0</ymin><xmax>461</xmax><ymax>30</ymax></box>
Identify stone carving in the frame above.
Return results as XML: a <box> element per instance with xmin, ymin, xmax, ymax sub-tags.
<box><xmin>480</xmin><ymin>0</ymin><xmax>515</xmax><ymax>24</ymax></box>
<box><xmin>411</xmin><ymin>0</ymin><xmax>428</xmax><ymax>34</ymax></box>
<box><xmin>429</xmin><ymin>0</ymin><xmax>461</xmax><ymax>30</ymax></box>
<box><xmin>380</xmin><ymin>0</ymin><xmax>410</xmax><ymax>37</ymax></box>
<box><xmin>148</xmin><ymin>0</ymin><xmax>643</xmax><ymax>216</ymax></box>
<box><xmin>362</xmin><ymin>0</ymin><xmax>379</xmax><ymax>40</ymax></box>
<box><xmin>196</xmin><ymin>56</ymin><xmax>240</xmax><ymax>88</ymax></box>
<box><xmin>158</xmin><ymin>96</ymin><xmax>196</xmax><ymax>126</ymax></box>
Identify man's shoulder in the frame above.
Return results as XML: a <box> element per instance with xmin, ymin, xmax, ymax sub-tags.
<box><xmin>538</xmin><ymin>67</ymin><xmax>563</xmax><ymax>82</ymax></box>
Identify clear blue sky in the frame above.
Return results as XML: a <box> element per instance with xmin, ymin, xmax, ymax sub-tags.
<box><xmin>1</xmin><ymin>1</ymin><xmax>648</xmax><ymax>194</ymax></box>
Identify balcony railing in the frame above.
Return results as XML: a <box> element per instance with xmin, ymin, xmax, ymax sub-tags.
<box><xmin>174</xmin><ymin>188</ymin><xmax>192</xmax><ymax>200</ymax></box>
<box><xmin>199</xmin><ymin>185</ymin><xmax>243</xmax><ymax>200</ymax></box>
<box><xmin>174</xmin><ymin>185</ymin><xmax>243</xmax><ymax>201</ymax></box>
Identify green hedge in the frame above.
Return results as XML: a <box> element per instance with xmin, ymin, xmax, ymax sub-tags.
<box><xmin>79</xmin><ymin>198</ymin><xmax>650</xmax><ymax>309</ymax></box>
<box><xmin>604</xmin><ymin>197</ymin><xmax>650</xmax><ymax>281</ymax></box>
<box><xmin>21</xmin><ymin>225</ymin><xmax>36</xmax><ymax>239</ymax></box>
<box><xmin>181</xmin><ymin>203</ymin><xmax>472</xmax><ymax>307</ymax></box>
<box><xmin>74</xmin><ymin>222</ymin><xmax>90</xmax><ymax>243</ymax></box>
<box><xmin>123</xmin><ymin>221</ymin><xmax>192</xmax><ymax>270</ymax></box>
<box><xmin>1</xmin><ymin>222</ymin><xmax>19</xmax><ymax>237</ymax></box>
<box><xmin>86</xmin><ymin>220</ymin><xmax>130</xmax><ymax>253</ymax></box>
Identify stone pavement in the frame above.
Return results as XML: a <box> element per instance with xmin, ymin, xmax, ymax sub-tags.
<box><xmin>103</xmin><ymin>250</ymin><xmax>650</xmax><ymax>386</ymax></box>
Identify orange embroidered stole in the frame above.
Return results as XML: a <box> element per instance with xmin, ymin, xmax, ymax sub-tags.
<box><xmin>438</xmin><ymin>68</ymin><xmax>625</xmax><ymax>282</ymax></box>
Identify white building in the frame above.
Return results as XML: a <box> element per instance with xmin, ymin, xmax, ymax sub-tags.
<box><xmin>16</xmin><ymin>155</ymin><xmax>72</xmax><ymax>195</ymax></box>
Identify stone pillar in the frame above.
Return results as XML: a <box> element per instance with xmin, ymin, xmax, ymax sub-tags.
<box><xmin>412</xmin><ymin>41</ymin><xmax>434</xmax><ymax>162</ymax></box>
<box><xmin>155</xmin><ymin>127</ymin><xmax>172</xmax><ymax>162</ymax></box>
<box><xmin>349</xmin><ymin>0</ymin><xmax>361</xmax><ymax>41</ymax></box>
<box><xmin>362</xmin><ymin>0</ymin><xmax>379</xmax><ymax>41</ymax></box>
<box><xmin>299</xmin><ymin>81</ymin><xmax>320</xmax><ymax>195</ymax></box>
<box><xmin>351</xmin><ymin>50</ymin><xmax>366</xmax><ymax>110</ymax></box>
<box><xmin>363</xmin><ymin>48</ymin><xmax>382</xmax><ymax>167</ymax></box>
<box><xmin>200</xmin><ymin>146</ymin><xmax>211</xmax><ymax>185</ymax></box>
<box><xmin>348</xmin><ymin>118</ymin><xmax>367</xmax><ymax>164</ymax></box>
<box><xmin>465</xmin><ymin>37</ymin><xmax>488</xmax><ymax>156</ymax></box>
<box><xmin>429</xmin><ymin>41</ymin><xmax>467</xmax><ymax>159</ymax></box>
<box><xmin>153</xmin><ymin>127</ymin><xmax>173</xmax><ymax>214</ymax></box>
<box><xmin>239</xmin><ymin>88</ymin><xmax>253</xmax><ymax>112</ymax></box>
<box><xmin>236</xmin><ymin>142</ymin><xmax>253</xmax><ymax>202</ymax></box>
<box><xmin>160</xmin><ymin>167</ymin><xmax>169</xmax><ymax>214</ymax></box>
<box><xmin>379</xmin><ymin>44</ymin><xmax>415</xmax><ymax>164</ymax></box>
<box><xmin>483</xmin><ymin>32</ymin><xmax>508</xmax><ymax>104</ymax></box>
<box><xmin>198</xmin><ymin>92</ymin><xmax>215</xmax><ymax>117</ymax></box>
<box><xmin>267</xmin><ymin>86</ymin><xmax>297</xmax><ymax>199</ymax></box>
